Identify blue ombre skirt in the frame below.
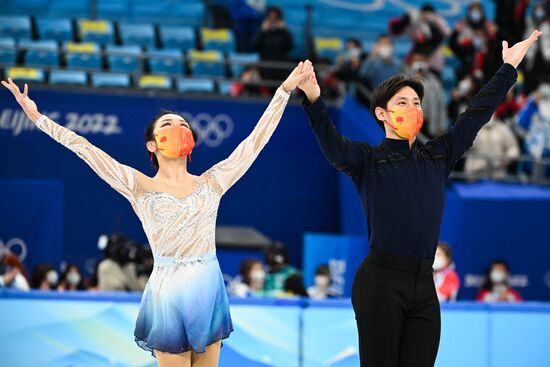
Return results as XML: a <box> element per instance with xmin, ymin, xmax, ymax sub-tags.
<box><xmin>134</xmin><ymin>251</ymin><xmax>233</xmax><ymax>354</ymax></box>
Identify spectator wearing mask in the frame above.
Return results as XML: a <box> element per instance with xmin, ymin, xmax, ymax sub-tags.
<box><xmin>359</xmin><ymin>34</ymin><xmax>404</xmax><ymax>90</ymax></box>
<box><xmin>58</xmin><ymin>263</ymin><xmax>86</xmax><ymax>291</ymax></box>
<box><xmin>264</xmin><ymin>242</ymin><xmax>297</xmax><ymax>293</ymax></box>
<box><xmin>517</xmin><ymin>83</ymin><xmax>550</xmax><ymax>164</ymax></box>
<box><xmin>334</xmin><ymin>38</ymin><xmax>365</xmax><ymax>88</ymax></box>
<box><xmin>307</xmin><ymin>264</ymin><xmax>336</xmax><ymax>300</ymax></box>
<box><xmin>522</xmin><ymin>2</ymin><xmax>550</xmax><ymax>95</ymax></box>
<box><xmin>449</xmin><ymin>2</ymin><xmax>500</xmax><ymax>82</ymax></box>
<box><xmin>0</xmin><ymin>250</ymin><xmax>30</xmax><ymax>291</ymax></box>
<box><xmin>464</xmin><ymin>112</ymin><xmax>520</xmax><ymax>179</ymax></box>
<box><xmin>448</xmin><ymin>70</ymin><xmax>485</xmax><ymax>121</ymax></box>
<box><xmin>253</xmin><ymin>6</ymin><xmax>294</xmax><ymax>81</ymax></box>
<box><xmin>389</xmin><ymin>4</ymin><xmax>450</xmax><ymax>75</ymax></box>
<box><xmin>31</xmin><ymin>263</ymin><xmax>58</xmax><ymax>290</ymax></box>
<box><xmin>409</xmin><ymin>52</ymin><xmax>448</xmax><ymax>138</ymax></box>
<box><xmin>433</xmin><ymin>242</ymin><xmax>460</xmax><ymax>302</ymax></box>
<box><xmin>476</xmin><ymin>260</ymin><xmax>523</xmax><ymax>302</ymax></box>
<box><xmin>227</xmin><ymin>258</ymin><xmax>266</xmax><ymax>297</ymax></box>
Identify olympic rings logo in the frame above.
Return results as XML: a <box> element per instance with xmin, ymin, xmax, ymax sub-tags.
<box><xmin>179</xmin><ymin>112</ymin><xmax>234</xmax><ymax>148</ymax></box>
<box><xmin>0</xmin><ymin>238</ymin><xmax>28</xmax><ymax>262</ymax></box>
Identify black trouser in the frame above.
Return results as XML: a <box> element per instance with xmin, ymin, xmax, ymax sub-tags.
<box><xmin>351</xmin><ymin>248</ymin><xmax>441</xmax><ymax>367</ymax></box>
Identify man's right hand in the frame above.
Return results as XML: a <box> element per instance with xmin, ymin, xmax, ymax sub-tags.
<box><xmin>297</xmin><ymin>61</ymin><xmax>321</xmax><ymax>104</ymax></box>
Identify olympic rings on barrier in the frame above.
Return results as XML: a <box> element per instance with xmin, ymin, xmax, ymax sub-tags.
<box><xmin>0</xmin><ymin>238</ymin><xmax>28</xmax><ymax>262</ymax></box>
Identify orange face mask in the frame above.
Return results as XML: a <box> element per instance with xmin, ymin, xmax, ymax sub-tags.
<box><xmin>384</xmin><ymin>106</ymin><xmax>424</xmax><ymax>140</ymax></box>
<box><xmin>154</xmin><ymin>125</ymin><xmax>195</xmax><ymax>159</ymax></box>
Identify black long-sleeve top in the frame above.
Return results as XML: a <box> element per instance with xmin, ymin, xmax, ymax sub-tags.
<box><xmin>303</xmin><ymin>63</ymin><xmax>517</xmax><ymax>259</ymax></box>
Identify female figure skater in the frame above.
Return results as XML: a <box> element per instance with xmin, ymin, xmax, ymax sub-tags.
<box><xmin>2</xmin><ymin>60</ymin><xmax>313</xmax><ymax>367</ymax></box>
<box><xmin>297</xmin><ymin>32</ymin><xmax>541</xmax><ymax>367</ymax></box>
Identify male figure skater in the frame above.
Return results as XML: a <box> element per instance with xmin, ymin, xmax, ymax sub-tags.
<box><xmin>297</xmin><ymin>31</ymin><xmax>541</xmax><ymax>367</ymax></box>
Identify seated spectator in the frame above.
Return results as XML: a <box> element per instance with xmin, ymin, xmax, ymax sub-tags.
<box><xmin>449</xmin><ymin>1</ymin><xmax>500</xmax><ymax>82</ymax></box>
<box><xmin>521</xmin><ymin>2</ymin><xmax>550</xmax><ymax>95</ymax></box>
<box><xmin>334</xmin><ymin>38</ymin><xmax>365</xmax><ymax>88</ymax></box>
<box><xmin>230</xmin><ymin>65</ymin><xmax>270</xmax><ymax>97</ymax></box>
<box><xmin>359</xmin><ymin>34</ymin><xmax>404</xmax><ymax>91</ymax></box>
<box><xmin>264</xmin><ymin>242</ymin><xmax>297</xmax><ymax>294</ymax></box>
<box><xmin>517</xmin><ymin>83</ymin><xmax>550</xmax><ymax>167</ymax></box>
<box><xmin>448</xmin><ymin>70</ymin><xmax>484</xmax><ymax>121</ymax></box>
<box><xmin>0</xmin><ymin>250</ymin><xmax>30</xmax><ymax>291</ymax></box>
<box><xmin>476</xmin><ymin>260</ymin><xmax>522</xmax><ymax>302</ymax></box>
<box><xmin>433</xmin><ymin>242</ymin><xmax>460</xmax><ymax>302</ymax></box>
<box><xmin>389</xmin><ymin>4</ymin><xmax>450</xmax><ymax>75</ymax></box>
<box><xmin>58</xmin><ymin>263</ymin><xmax>86</xmax><ymax>291</ymax></box>
<box><xmin>253</xmin><ymin>6</ymin><xmax>294</xmax><ymax>81</ymax></box>
<box><xmin>97</xmin><ymin>234</ymin><xmax>147</xmax><ymax>292</ymax></box>
<box><xmin>227</xmin><ymin>258</ymin><xmax>266</xmax><ymax>297</ymax></box>
<box><xmin>307</xmin><ymin>264</ymin><xmax>337</xmax><ymax>300</ymax></box>
<box><xmin>31</xmin><ymin>263</ymin><xmax>58</xmax><ymax>290</ymax></box>
<box><xmin>409</xmin><ymin>52</ymin><xmax>448</xmax><ymax>138</ymax></box>
<box><xmin>283</xmin><ymin>272</ymin><xmax>309</xmax><ymax>298</ymax></box>
<box><xmin>464</xmin><ymin>112</ymin><xmax>520</xmax><ymax>179</ymax></box>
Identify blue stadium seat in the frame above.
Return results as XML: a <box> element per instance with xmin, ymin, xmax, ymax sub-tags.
<box><xmin>20</xmin><ymin>40</ymin><xmax>59</xmax><ymax>67</ymax></box>
<box><xmin>160</xmin><ymin>25</ymin><xmax>195</xmax><ymax>51</ymax></box>
<box><xmin>91</xmin><ymin>72</ymin><xmax>131</xmax><ymax>88</ymax></box>
<box><xmin>176</xmin><ymin>78</ymin><xmax>215</xmax><ymax>93</ymax></box>
<box><xmin>49</xmin><ymin>69</ymin><xmax>87</xmax><ymax>85</ymax></box>
<box><xmin>0</xmin><ymin>16</ymin><xmax>31</xmax><ymax>41</ymax></box>
<box><xmin>138</xmin><ymin>74</ymin><xmax>172</xmax><ymax>90</ymax></box>
<box><xmin>217</xmin><ymin>80</ymin><xmax>233</xmax><ymax>95</ymax></box>
<box><xmin>170</xmin><ymin>1</ymin><xmax>205</xmax><ymax>27</ymax></box>
<box><xmin>106</xmin><ymin>45</ymin><xmax>142</xmax><ymax>73</ymax></box>
<box><xmin>148</xmin><ymin>48</ymin><xmax>184</xmax><ymax>75</ymax></box>
<box><xmin>0</xmin><ymin>38</ymin><xmax>17</xmax><ymax>65</ymax></box>
<box><xmin>119</xmin><ymin>22</ymin><xmax>156</xmax><ymax>48</ymax></box>
<box><xmin>201</xmin><ymin>28</ymin><xmax>235</xmax><ymax>53</ymax></box>
<box><xmin>64</xmin><ymin>42</ymin><xmax>102</xmax><ymax>70</ymax></box>
<box><xmin>228</xmin><ymin>52</ymin><xmax>259</xmax><ymax>77</ymax></box>
<box><xmin>36</xmin><ymin>17</ymin><xmax>73</xmax><ymax>42</ymax></box>
<box><xmin>8</xmin><ymin>0</ymin><xmax>48</xmax><ymax>15</ymax></box>
<box><xmin>48</xmin><ymin>0</ymin><xmax>90</xmax><ymax>17</ymax></box>
<box><xmin>96</xmin><ymin>0</ymin><xmax>129</xmax><ymax>19</ymax></box>
<box><xmin>189</xmin><ymin>50</ymin><xmax>225</xmax><ymax>77</ymax></box>
<box><xmin>6</xmin><ymin>66</ymin><xmax>45</xmax><ymax>83</ymax></box>
<box><xmin>78</xmin><ymin>19</ymin><xmax>115</xmax><ymax>45</ymax></box>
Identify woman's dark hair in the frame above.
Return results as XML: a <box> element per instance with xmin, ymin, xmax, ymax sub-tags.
<box><xmin>315</xmin><ymin>264</ymin><xmax>330</xmax><ymax>276</ymax></box>
<box><xmin>31</xmin><ymin>263</ymin><xmax>54</xmax><ymax>289</ymax></box>
<box><xmin>369</xmin><ymin>75</ymin><xmax>424</xmax><ymax>130</ymax></box>
<box><xmin>283</xmin><ymin>273</ymin><xmax>309</xmax><ymax>297</ymax></box>
<box><xmin>144</xmin><ymin>110</ymin><xmax>197</xmax><ymax>170</ymax></box>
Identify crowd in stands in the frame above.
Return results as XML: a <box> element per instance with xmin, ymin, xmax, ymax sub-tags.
<box><xmin>0</xmin><ymin>237</ymin><xmax>525</xmax><ymax>303</ymax></box>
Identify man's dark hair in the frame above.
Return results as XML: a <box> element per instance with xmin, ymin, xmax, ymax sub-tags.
<box><xmin>369</xmin><ymin>75</ymin><xmax>424</xmax><ymax>130</ymax></box>
<box><xmin>376</xmin><ymin>33</ymin><xmax>392</xmax><ymax>42</ymax></box>
<box><xmin>347</xmin><ymin>37</ymin><xmax>362</xmax><ymax>48</ymax></box>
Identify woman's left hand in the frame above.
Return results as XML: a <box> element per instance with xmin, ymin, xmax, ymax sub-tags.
<box><xmin>282</xmin><ymin>60</ymin><xmax>314</xmax><ymax>92</ymax></box>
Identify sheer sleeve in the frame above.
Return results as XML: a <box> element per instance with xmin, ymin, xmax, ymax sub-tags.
<box><xmin>35</xmin><ymin>115</ymin><xmax>138</xmax><ymax>204</ymax></box>
<box><xmin>203</xmin><ymin>86</ymin><xmax>290</xmax><ymax>195</ymax></box>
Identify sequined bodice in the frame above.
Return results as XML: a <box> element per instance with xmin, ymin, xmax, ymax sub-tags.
<box><xmin>136</xmin><ymin>180</ymin><xmax>220</xmax><ymax>257</ymax></box>
<box><xmin>35</xmin><ymin>87</ymin><xmax>290</xmax><ymax>260</ymax></box>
